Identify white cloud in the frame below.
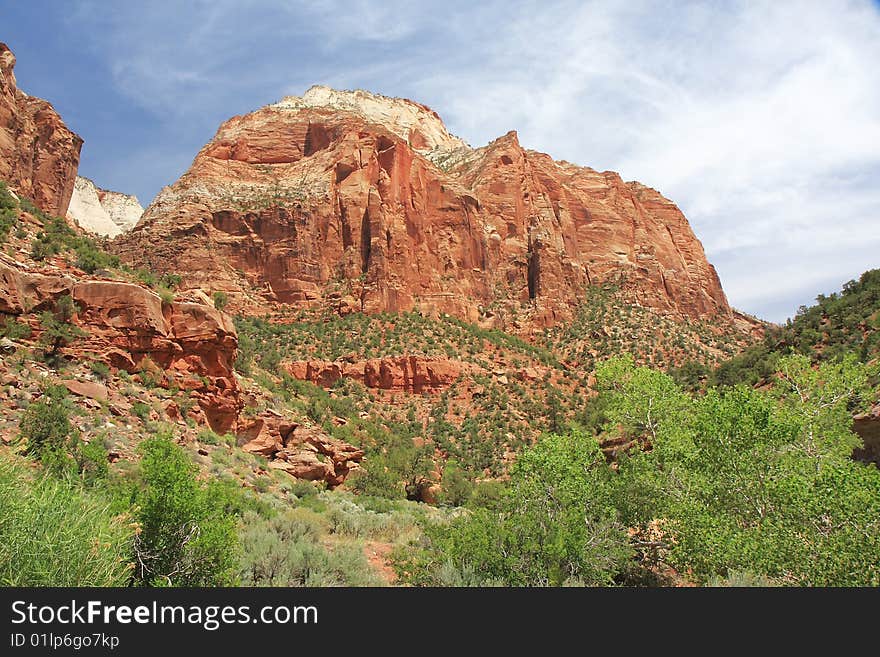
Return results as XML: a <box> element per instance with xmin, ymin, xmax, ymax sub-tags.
<box><xmin>65</xmin><ymin>0</ymin><xmax>880</xmax><ymax>322</ymax></box>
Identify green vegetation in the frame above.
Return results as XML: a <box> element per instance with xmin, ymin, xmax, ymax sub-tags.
<box><xmin>239</xmin><ymin>508</ymin><xmax>384</xmax><ymax>586</ymax></box>
<box><xmin>402</xmin><ymin>354</ymin><xmax>880</xmax><ymax>586</ymax></box>
<box><xmin>38</xmin><ymin>294</ymin><xmax>87</xmax><ymax>359</ymax></box>
<box><xmin>212</xmin><ymin>291</ymin><xmax>228</xmax><ymax>311</ymax></box>
<box><xmin>2</xmin><ymin>192</ymin><xmax>877</xmax><ymax>589</ymax></box>
<box><xmin>89</xmin><ymin>360</ymin><xmax>111</xmax><ymax>381</ymax></box>
<box><xmin>31</xmin><ymin>213</ymin><xmax>119</xmax><ymax>273</ymax></box>
<box><xmin>233</xmin><ymin>312</ymin><xmax>588</xmax><ymax>487</ymax></box>
<box><xmin>0</xmin><ymin>454</ymin><xmax>133</xmax><ymax>586</ymax></box>
<box><xmin>234</xmin><ymin>311</ymin><xmax>555</xmax><ymax>366</ymax></box>
<box><xmin>699</xmin><ymin>269</ymin><xmax>880</xmax><ymax>390</ymax></box>
<box><xmin>127</xmin><ymin>433</ymin><xmax>239</xmax><ymax>586</ymax></box>
<box><xmin>398</xmin><ymin>430</ymin><xmax>630</xmax><ymax>586</ymax></box>
<box><xmin>0</xmin><ymin>316</ymin><xmax>31</xmax><ymax>341</ymax></box>
<box><xmin>19</xmin><ymin>385</ymin><xmax>107</xmax><ymax>481</ymax></box>
<box><xmin>547</xmin><ymin>283</ymin><xmax>748</xmax><ymax>370</ymax></box>
<box><xmin>0</xmin><ymin>180</ymin><xmax>20</xmax><ymax>241</ymax></box>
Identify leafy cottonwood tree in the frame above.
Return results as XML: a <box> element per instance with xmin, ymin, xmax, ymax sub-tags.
<box><xmin>599</xmin><ymin>354</ymin><xmax>880</xmax><ymax>586</ymax></box>
<box><xmin>409</xmin><ymin>430</ymin><xmax>631</xmax><ymax>586</ymax></box>
<box><xmin>406</xmin><ymin>354</ymin><xmax>880</xmax><ymax>586</ymax></box>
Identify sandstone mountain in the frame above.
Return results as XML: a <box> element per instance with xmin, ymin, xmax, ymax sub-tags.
<box><xmin>0</xmin><ymin>43</ymin><xmax>81</xmax><ymax>217</ymax></box>
<box><xmin>115</xmin><ymin>85</ymin><xmax>730</xmax><ymax>330</ymax></box>
<box><xmin>67</xmin><ymin>176</ymin><xmax>143</xmax><ymax>237</ymax></box>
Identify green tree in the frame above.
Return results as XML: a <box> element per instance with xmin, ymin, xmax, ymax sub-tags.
<box><xmin>410</xmin><ymin>430</ymin><xmax>631</xmax><ymax>586</ymax></box>
<box><xmin>596</xmin><ymin>354</ymin><xmax>692</xmax><ymax>465</ymax></box>
<box><xmin>438</xmin><ymin>460</ymin><xmax>473</xmax><ymax>507</ymax></box>
<box><xmin>601</xmin><ymin>354</ymin><xmax>880</xmax><ymax>586</ymax></box>
<box><xmin>545</xmin><ymin>384</ymin><xmax>565</xmax><ymax>433</ymax></box>
<box><xmin>130</xmin><ymin>434</ymin><xmax>239</xmax><ymax>586</ymax></box>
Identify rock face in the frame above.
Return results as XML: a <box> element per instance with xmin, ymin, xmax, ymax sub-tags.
<box><xmin>114</xmin><ymin>84</ymin><xmax>730</xmax><ymax>328</ymax></box>
<box><xmin>67</xmin><ymin>176</ymin><xmax>143</xmax><ymax>237</ymax></box>
<box><xmin>238</xmin><ymin>411</ymin><xmax>364</xmax><ymax>487</ymax></box>
<box><xmin>0</xmin><ymin>43</ymin><xmax>82</xmax><ymax>217</ymax></box>
<box><xmin>285</xmin><ymin>356</ymin><xmax>465</xmax><ymax>393</ymax></box>
<box><xmin>0</xmin><ymin>254</ymin><xmax>240</xmax><ymax>433</ymax></box>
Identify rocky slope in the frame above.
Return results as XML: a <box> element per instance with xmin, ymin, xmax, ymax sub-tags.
<box><xmin>0</xmin><ymin>183</ymin><xmax>363</xmax><ymax>488</ymax></box>
<box><xmin>115</xmin><ymin>85</ymin><xmax>730</xmax><ymax>330</ymax></box>
<box><xmin>67</xmin><ymin>176</ymin><xmax>143</xmax><ymax>237</ymax></box>
<box><xmin>0</xmin><ymin>43</ymin><xmax>81</xmax><ymax>217</ymax></box>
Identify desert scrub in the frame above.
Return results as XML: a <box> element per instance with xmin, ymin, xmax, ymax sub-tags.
<box><xmin>324</xmin><ymin>493</ymin><xmax>420</xmax><ymax>542</ymax></box>
<box><xmin>0</xmin><ymin>180</ymin><xmax>20</xmax><ymax>241</ymax></box>
<box><xmin>0</xmin><ymin>317</ymin><xmax>31</xmax><ymax>340</ymax></box>
<box><xmin>238</xmin><ymin>509</ymin><xmax>384</xmax><ymax>586</ymax></box>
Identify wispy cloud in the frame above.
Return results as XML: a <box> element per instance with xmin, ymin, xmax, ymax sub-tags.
<box><xmin>54</xmin><ymin>1</ymin><xmax>880</xmax><ymax>321</ymax></box>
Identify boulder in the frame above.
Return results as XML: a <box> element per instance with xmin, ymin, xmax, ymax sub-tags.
<box><xmin>240</xmin><ymin>412</ymin><xmax>364</xmax><ymax>487</ymax></box>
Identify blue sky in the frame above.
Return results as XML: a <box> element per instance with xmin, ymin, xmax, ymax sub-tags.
<box><xmin>5</xmin><ymin>1</ymin><xmax>880</xmax><ymax>323</ymax></box>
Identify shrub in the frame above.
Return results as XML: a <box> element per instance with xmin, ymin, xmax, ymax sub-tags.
<box><xmin>130</xmin><ymin>434</ymin><xmax>239</xmax><ymax>586</ymax></box>
<box><xmin>706</xmin><ymin>571</ymin><xmax>780</xmax><ymax>587</ymax></box>
<box><xmin>212</xmin><ymin>291</ymin><xmax>228</xmax><ymax>311</ymax></box>
<box><xmin>159</xmin><ymin>273</ymin><xmax>182</xmax><ymax>289</ymax></box>
<box><xmin>438</xmin><ymin>460</ymin><xmax>473</xmax><ymax>507</ymax></box>
<box><xmin>238</xmin><ymin>509</ymin><xmax>383</xmax><ymax>586</ymax></box>
<box><xmin>75</xmin><ymin>242</ymin><xmax>118</xmax><ymax>273</ymax></box>
<box><xmin>197</xmin><ymin>428</ymin><xmax>223</xmax><ymax>446</ymax></box>
<box><xmin>134</xmin><ymin>268</ymin><xmax>157</xmax><ymax>288</ymax></box>
<box><xmin>19</xmin><ymin>385</ymin><xmax>107</xmax><ymax>482</ymax></box>
<box><xmin>38</xmin><ymin>294</ymin><xmax>86</xmax><ymax>358</ymax></box>
<box><xmin>89</xmin><ymin>360</ymin><xmax>111</xmax><ymax>381</ymax></box>
<box><xmin>349</xmin><ymin>454</ymin><xmax>404</xmax><ymax>499</ymax></box>
<box><xmin>20</xmin><ymin>385</ymin><xmax>75</xmax><ymax>457</ymax></box>
<box><xmin>0</xmin><ymin>180</ymin><xmax>19</xmax><ymax>241</ymax></box>
<box><xmin>0</xmin><ymin>317</ymin><xmax>31</xmax><ymax>341</ymax></box>
<box><xmin>132</xmin><ymin>402</ymin><xmax>151</xmax><ymax>422</ymax></box>
<box><xmin>29</xmin><ymin>213</ymin><xmax>119</xmax><ymax>272</ymax></box>
<box><xmin>290</xmin><ymin>479</ymin><xmax>320</xmax><ymax>499</ymax></box>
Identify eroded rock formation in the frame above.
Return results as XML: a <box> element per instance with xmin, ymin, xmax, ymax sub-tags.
<box><xmin>0</xmin><ymin>43</ymin><xmax>82</xmax><ymax>216</ymax></box>
<box><xmin>67</xmin><ymin>176</ymin><xmax>143</xmax><ymax>237</ymax></box>
<box><xmin>238</xmin><ymin>410</ymin><xmax>364</xmax><ymax>487</ymax></box>
<box><xmin>0</xmin><ymin>254</ymin><xmax>241</xmax><ymax>433</ymax></box>
<box><xmin>115</xmin><ymin>85</ymin><xmax>731</xmax><ymax>329</ymax></box>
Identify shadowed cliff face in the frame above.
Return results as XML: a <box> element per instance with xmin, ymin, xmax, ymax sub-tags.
<box><xmin>0</xmin><ymin>43</ymin><xmax>82</xmax><ymax>217</ymax></box>
<box><xmin>114</xmin><ymin>85</ymin><xmax>730</xmax><ymax>329</ymax></box>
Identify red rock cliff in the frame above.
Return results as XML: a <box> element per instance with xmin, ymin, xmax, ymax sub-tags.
<box><xmin>0</xmin><ymin>43</ymin><xmax>82</xmax><ymax>217</ymax></box>
<box><xmin>0</xmin><ymin>255</ymin><xmax>240</xmax><ymax>433</ymax></box>
<box><xmin>115</xmin><ymin>85</ymin><xmax>729</xmax><ymax>328</ymax></box>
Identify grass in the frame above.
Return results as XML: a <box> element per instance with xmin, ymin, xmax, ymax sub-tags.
<box><xmin>0</xmin><ymin>453</ymin><xmax>133</xmax><ymax>586</ymax></box>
